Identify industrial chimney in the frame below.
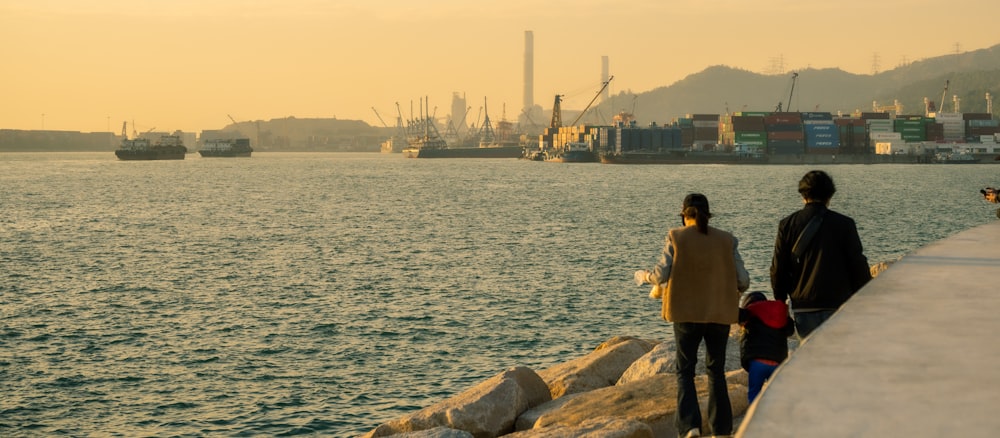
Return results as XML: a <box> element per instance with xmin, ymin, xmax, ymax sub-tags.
<box><xmin>523</xmin><ymin>31</ymin><xmax>534</xmax><ymax>114</ymax></box>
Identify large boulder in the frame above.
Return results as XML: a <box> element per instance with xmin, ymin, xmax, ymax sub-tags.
<box><xmin>373</xmin><ymin>427</ymin><xmax>474</xmax><ymax>438</ymax></box>
<box><xmin>618</xmin><ymin>334</ymin><xmax>744</xmax><ymax>385</ymax></box>
<box><xmin>517</xmin><ymin>372</ymin><xmax>749</xmax><ymax>437</ymax></box>
<box><xmin>616</xmin><ymin>342</ymin><xmax>676</xmax><ymax>385</ymax></box>
<box><xmin>363</xmin><ymin>366</ymin><xmax>551</xmax><ymax>438</ymax></box>
<box><xmin>537</xmin><ymin>336</ymin><xmax>656</xmax><ymax>399</ymax></box>
<box><xmin>504</xmin><ymin>417</ymin><xmax>654</xmax><ymax>438</ymax></box>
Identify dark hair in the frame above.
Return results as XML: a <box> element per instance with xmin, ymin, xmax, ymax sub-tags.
<box><xmin>741</xmin><ymin>291</ymin><xmax>767</xmax><ymax>308</ymax></box>
<box><xmin>798</xmin><ymin>170</ymin><xmax>836</xmax><ymax>202</ymax></box>
<box><xmin>682</xmin><ymin>193</ymin><xmax>712</xmax><ymax>234</ymax></box>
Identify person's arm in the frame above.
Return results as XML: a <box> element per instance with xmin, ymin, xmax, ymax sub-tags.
<box><xmin>782</xmin><ymin>316</ymin><xmax>796</xmax><ymax>337</ymax></box>
<box><xmin>733</xmin><ymin>236</ymin><xmax>750</xmax><ymax>293</ymax></box>
<box><xmin>844</xmin><ymin>219</ymin><xmax>872</xmax><ymax>294</ymax></box>
<box><xmin>643</xmin><ymin>232</ymin><xmax>676</xmax><ymax>285</ymax></box>
<box><xmin>770</xmin><ymin>220</ymin><xmax>794</xmax><ymax>303</ymax></box>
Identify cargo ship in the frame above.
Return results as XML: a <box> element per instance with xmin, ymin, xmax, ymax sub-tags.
<box><xmin>115</xmin><ymin>123</ymin><xmax>187</xmax><ymax>161</ymax></box>
<box><xmin>543</xmin><ymin>142</ymin><xmax>598</xmax><ymax>163</ymax></box>
<box><xmin>199</xmin><ymin>138</ymin><xmax>252</xmax><ymax>157</ymax></box>
<box><xmin>404</xmin><ymin>98</ymin><xmax>524</xmax><ymax>159</ymax></box>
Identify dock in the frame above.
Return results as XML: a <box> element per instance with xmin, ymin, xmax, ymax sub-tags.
<box><xmin>737</xmin><ymin>220</ymin><xmax>1000</xmax><ymax>437</ymax></box>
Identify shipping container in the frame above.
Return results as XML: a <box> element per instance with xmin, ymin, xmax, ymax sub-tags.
<box><xmin>967</xmin><ymin>119</ymin><xmax>999</xmax><ymax>128</ymax></box>
<box><xmin>734</xmin><ymin>111</ymin><xmax>770</xmax><ymax>117</ymax></box>
<box><xmin>805</xmin><ymin>124</ymin><xmax>841</xmax><ymax>147</ymax></box>
<box><xmin>765</xmin><ymin>124</ymin><xmax>803</xmax><ymax>134</ymax></box>
<box><xmin>693</xmin><ymin>127</ymin><xmax>718</xmax><ymax>142</ymax></box>
<box><xmin>860</xmin><ymin>112</ymin><xmax>891</xmax><ymax>120</ymax></box>
<box><xmin>931</xmin><ymin>112</ymin><xmax>962</xmax><ymax>121</ymax></box>
<box><xmin>768</xmin><ymin>131</ymin><xmax>805</xmax><ymax>141</ymax></box>
<box><xmin>731</xmin><ymin>116</ymin><xmax>766</xmax><ymax>131</ymax></box>
<box><xmin>688</xmin><ymin>114</ymin><xmax>720</xmax><ymax>121</ymax></box>
<box><xmin>768</xmin><ymin>139</ymin><xmax>804</xmax><ymax>155</ymax></box>
<box><xmin>734</xmin><ymin>131</ymin><xmax>766</xmax><ymax>142</ymax></box>
<box><xmin>963</xmin><ymin>113</ymin><xmax>993</xmax><ymax>121</ymax></box>
<box><xmin>800</xmin><ymin>112</ymin><xmax>833</xmax><ymax>121</ymax></box>
<box><xmin>764</xmin><ymin>113</ymin><xmax>803</xmax><ymax>125</ymax></box>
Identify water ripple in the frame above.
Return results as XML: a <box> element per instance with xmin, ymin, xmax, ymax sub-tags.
<box><xmin>2</xmin><ymin>153</ymin><xmax>996</xmax><ymax>436</ymax></box>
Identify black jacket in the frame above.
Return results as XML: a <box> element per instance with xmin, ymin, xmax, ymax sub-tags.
<box><xmin>770</xmin><ymin>203</ymin><xmax>871</xmax><ymax>310</ymax></box>
<box><xmin>739</xmin><ymin>300</ymin><xmax>795</xmax><ymax>371</ymax></box>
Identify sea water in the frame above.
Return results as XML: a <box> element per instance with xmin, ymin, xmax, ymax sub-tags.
<box><xmin>1</xmin><ymin>152</ymin><xmax>997</xmax><ymax>436</ymax></box>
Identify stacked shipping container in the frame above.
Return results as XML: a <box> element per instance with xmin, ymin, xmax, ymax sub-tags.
<box><xmin>801</xmin><ymin>112</ymin><xmax>839</xmax><ymax>154</ymax></box>
<box><xmin>539</xmin><ymin>109</ymin><xmax>998</xmax><ymax>157</ymax></box>
<box><xmin>764</xmin><ymin>112</ymin><xmax>804</xmax><ymax>155</ymax></box>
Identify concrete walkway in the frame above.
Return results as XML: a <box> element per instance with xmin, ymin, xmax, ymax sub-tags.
<box><xmin>736</xmin><ymin>220</ymin><xmax>1000</xmax><ymax>437</ymax></box>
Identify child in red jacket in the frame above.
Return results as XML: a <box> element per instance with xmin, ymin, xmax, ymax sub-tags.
<box><xmin>739</xmin><ymin>291</ymin><xmax>795</xmax><ymax>403</ymax></box>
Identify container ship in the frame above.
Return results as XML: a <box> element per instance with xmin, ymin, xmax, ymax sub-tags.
<box><xmin>115</xmin><ymin>123</ymin><xmax>187</xmax><ymax>160</ymax></box>
<box><xmin>199</xmin><ymin>138</ymin><xmax>252</xmax><ymax>158</ymax></box>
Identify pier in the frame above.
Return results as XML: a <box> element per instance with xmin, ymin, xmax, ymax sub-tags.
<box><xmin>737</xmin><ymin>220</ymin><xmax>1000</xmax><ymax>437</ymax></box>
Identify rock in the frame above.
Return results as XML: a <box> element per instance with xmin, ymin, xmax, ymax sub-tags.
<box><xmin>537</xmin><ymin>336</ymin><xmax>656</xmax><ymax>399</ymax></box>
<box><xmin>618</xmin><ymin>334</ymin><xmax>744</xmax><ymax>385</ymax></box>
<box><xmin>617</xmin><ymin>342</ymin><xmax>676</xmax><ymax>385</ymax></box>
<box><xmin>363</xmin><ymin>366</ymin><xmax>551</xmax><ymax>438</ymax></box>
<box><xmin>377</xmin><ymin>427</ymin><xmax>474</xmax><ymax>438</ymax></box>
<box><xmin>517</xmin><ymin>372</ymin><xmax>748</xmax><ymax>437</ymax></box>
<box><xmin>505</xmin><ymin>417</ymin><xmax>654</xmax><ymax>438</ymax></box>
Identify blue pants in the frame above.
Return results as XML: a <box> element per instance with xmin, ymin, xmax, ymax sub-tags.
<box><xmin>747</xmin><ymin>359</ymin><xmax>779</xmax><ymax>403</ymax></box>
<box><xmin>793</xmin><ymin>309</ymin><xmax>836</xmax><ymax>340</ymax></box>
<box><xmin>673</xmin><ymin>322</ymin><xmax>732</xmax><ymax>436</ymax></box>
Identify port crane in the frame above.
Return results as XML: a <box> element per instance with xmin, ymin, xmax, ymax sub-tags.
<box><xmin>941</xmin><ymin>80</ymin><xmax>950</xmax><ymax>113</ymax></box>
<box><xmin>224</xmin><ymin>114</ymin><xmax>260</xmax><ymax>148</ymax></box>
<box><xmin>570</xmin><ymin>75</ymin><xmax>614</xmax><ymax>126</ymax></box>
<box><xmin>549</xmin><ymin>95</ymin><xmax>564</xmax><ymax>129</ymax></box>
<box><xmin>775</xmin><ymin>72</ymin><xmax>798</xmax><ymax>112</ymax></box>
<box><xmin>371</xmin><ymin>107</ymin><xmax>390</xmax><ymax>128</ymax></box>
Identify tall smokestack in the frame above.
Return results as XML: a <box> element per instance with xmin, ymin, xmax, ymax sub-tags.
<box><xmin>601</xmin><ymin>56</ymin><xmax>609</xmax><ymax>102</ymax></box>
<box><xmin>523</xmin><ymin>30</ymin><xmax>534</xmax><ymax>113</ymax></box>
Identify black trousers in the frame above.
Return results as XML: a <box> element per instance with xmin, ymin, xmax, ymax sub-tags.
<box><xmin>673</xmin><ymin>322</ymin><xmax>732</xmax><ymax>435</ymax></box>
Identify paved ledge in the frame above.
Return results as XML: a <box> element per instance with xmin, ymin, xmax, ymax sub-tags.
<box><xmin>737</xmin><ymin>220</ymin><xmax>1000</xmax><ymax>437</ymax></box>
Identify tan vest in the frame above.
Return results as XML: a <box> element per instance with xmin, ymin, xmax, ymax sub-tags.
<box><xmin>662</xmin><ymin>225</ymin><xmax>740</xmax><ymax>324</ymax></box>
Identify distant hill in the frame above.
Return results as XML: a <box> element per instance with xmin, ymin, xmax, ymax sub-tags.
<box><xmin>588</xmin><ymin>43</ymin><xmax>1000</xmax><ymax>125</ymax></box>
<box><xmin>220</xmin><ymin>116</ymin><xmax>387</xmax><ymax>152</ymax></box>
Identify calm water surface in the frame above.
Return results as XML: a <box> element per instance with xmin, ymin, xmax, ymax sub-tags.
<box><xmin>1</xmin><ymin>152</ymin><xmax>997</xmax><ymax>436</ymax></box>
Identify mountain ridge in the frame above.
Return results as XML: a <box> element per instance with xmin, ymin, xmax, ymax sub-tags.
<box><xmin>589</xmin><ymin>42</ymin><xmax>1000</xmax><ymax>125</ymax></box>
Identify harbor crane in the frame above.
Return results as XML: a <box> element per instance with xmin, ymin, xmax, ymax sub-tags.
<box><xmin>371</xmin><ymin>107</ymin><xmax>390</xmax><ymax>128</ymax></box>
<box><xmin>223</xmin><ymin>114</ymin><xmax>260</xmax><ymax>148</ymax></box>
<box><xmin>941</xmin><ymin>80</ymin><xmax>950</xmax><ymax>113</ymax></box>
<box><xmin>775</xmin><ymin>72</ymin><xmax>798</xmax><ymax>112</ymax></box>
<box><xmin>570</xmin><ymin>75</ymin><xmax>614</xmax><ymax>126</ymax></box>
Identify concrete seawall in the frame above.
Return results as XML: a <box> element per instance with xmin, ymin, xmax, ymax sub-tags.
<box><xmin>737</xmin><ymin>220</ymin><xmax>1000</xmax><ymax>437</ymax></box>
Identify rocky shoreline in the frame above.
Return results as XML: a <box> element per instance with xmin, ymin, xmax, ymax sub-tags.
<box><xmin>363</xmin><ymin>331</ymin><xmax>796</xmax><ymax>437</ymax></box>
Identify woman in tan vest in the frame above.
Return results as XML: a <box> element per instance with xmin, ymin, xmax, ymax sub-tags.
<box><xmin>635</xmin><ymin>193</ymin><xmax>750</xmax><ymax>438</ymax></box>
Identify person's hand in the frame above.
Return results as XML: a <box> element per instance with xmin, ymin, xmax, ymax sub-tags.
<box><xmin>634</xmin><ymin>270</ymin><xmax>649</xmax><ymax>286</ymax></box>
<box><xmin>985</xmin><ymin>187</ymin><xmax>999</xmax><ymax>204</ymax></box>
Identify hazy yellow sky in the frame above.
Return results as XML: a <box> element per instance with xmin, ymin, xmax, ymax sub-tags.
<box><xmin>2</xmin><ymin>0</ymin><xmax>998</xmax><ymax>133</ymax></box>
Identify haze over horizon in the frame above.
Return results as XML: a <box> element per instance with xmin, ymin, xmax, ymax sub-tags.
<box><xmin>3</xmin><ymin>0</ymin><xmax>998</xmax><ymax>134</ymax></box>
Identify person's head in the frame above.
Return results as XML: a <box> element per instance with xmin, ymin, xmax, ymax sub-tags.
<box><xmin>681</xmin><ymin>193</ymin><xmax>712</xmax><ymax>234</ymax></box>
<box><xmin>798</xmin><ymin>170</ymin><xmax>836</xmax><ymax>203</ymax></box>
<box><xmin>741</xmin><ymin>291</ymin><xmax>767</xmax><ymax>309</ymax></box>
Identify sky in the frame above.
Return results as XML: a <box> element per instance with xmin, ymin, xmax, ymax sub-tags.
<box><xmin>2</xmin><ymin>0</ymin><xmax>999</xmax><ymax>134</ymax></box>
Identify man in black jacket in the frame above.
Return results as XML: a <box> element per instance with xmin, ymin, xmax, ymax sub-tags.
<box><xmin>770</xmin><ymin>170</ymin><xmax>871</xmax><ymax>339</ymax></box>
